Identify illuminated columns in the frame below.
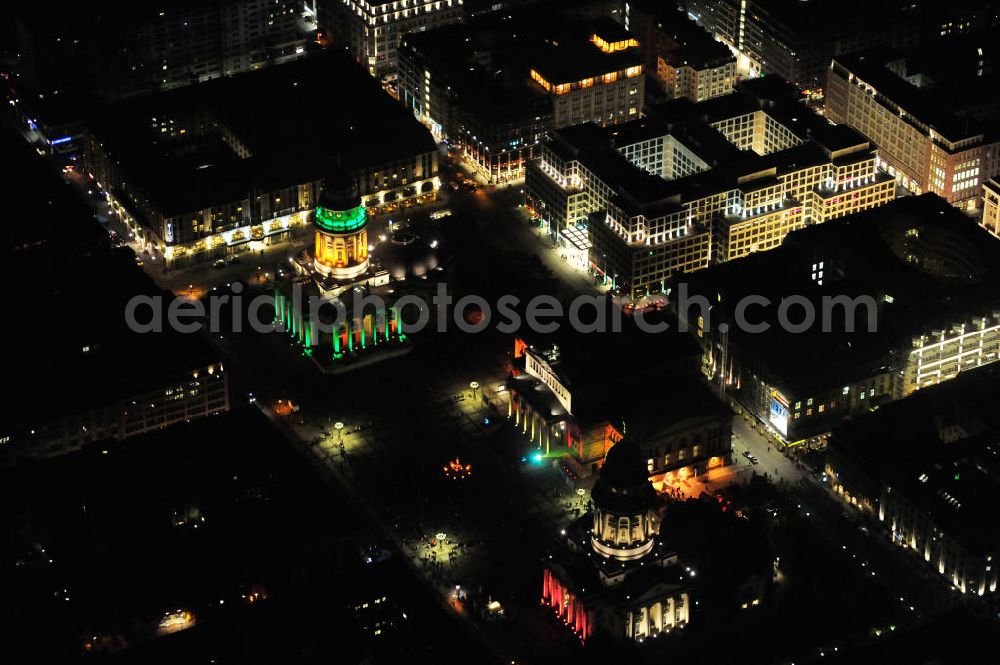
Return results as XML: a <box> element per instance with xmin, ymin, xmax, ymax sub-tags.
<box><xmin>274</xmin><ymin>290</ymin><xmax>285</xmax><ymax>328</ymax></box>
<box><xmin>306</xmin><ymin>318</ymin><xmax>316</xmax><ymax>347</ymax></box>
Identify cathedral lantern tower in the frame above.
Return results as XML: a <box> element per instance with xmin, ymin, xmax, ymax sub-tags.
<box><xmin>541</xmin><ymin>436</ymin><xmax>692</xmax><ymax>642</ymax></box>
<box><xmin>313</xmin><ymin>171</ymin><xmax>369</xmax><ymax>279</ymax></box>
<box><xmin>590</xmin><ymin>438</ymin><xmax>659</xmax><ymax>561</ymax></box>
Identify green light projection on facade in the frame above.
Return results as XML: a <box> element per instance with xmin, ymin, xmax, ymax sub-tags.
<box><xmin>315</xmin><ymin>204</ymin><xmax>367</xmax><ymax>233</ymax></box>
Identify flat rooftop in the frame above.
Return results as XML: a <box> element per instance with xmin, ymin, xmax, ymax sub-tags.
<box><xmin>679</xmin><ymin>194</ymin><xmax>1000</xmax><ymax>396</ymax></box>
<box><xmin>87</xmin><ymin>51</ymin><xmax>438</xmax><ymax>216</ymax></box>
<box><xmin>400</xmin><ymin>24</ymin><xmax>550</xmax><ymax>125</ymax></box>
<box><xmin>747</xmin><ymin>0</ymin><xmax>914</xmax><ymax>34</ymax></box>
<box><xmin>2</xmin><ymin>127</ymin><xmax>109</xmax><ymax>271</ymax></box>
<box><xmin>7</xmin><ymin>248</ymin><xmax>221</xmax><ymax>428</ymax></box>
<box><xmin>830</xmin><ymin>364</ymin><xmax>1000</xmax><ymax>557</ymax></box>
<box><xmin>545</xmin><ymin>76</ymin><xmax>868</xmax><ymax>218</ymax></box>
<box><xmin>833</xmin><ymin>32</ymin><xmax>1000</xmax><ymax>142</ymax></box>
<box><xmin>512</xmin><ymin>319</ymin><xmax>707</xmax><ymax>428</ymax></box>
<box><xmin>635</xmin><ymin>2</ymin><xmax>735</xmax><ymax>70</ymax></box>
<box><xmin>2</xmin><ymin>127</ymin><xmax>222</xmax><ymax>431</ymax></box>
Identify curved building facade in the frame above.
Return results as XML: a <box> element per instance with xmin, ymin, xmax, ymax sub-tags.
<box><xmin>313</xmin><ymin>174</ymin><xmax>370</xmax><ymax>280</ymax></box>
<box><xmin>590</xmin><ymin>438</ymin><xmax>659</xmax><ymax>561</ymax></box>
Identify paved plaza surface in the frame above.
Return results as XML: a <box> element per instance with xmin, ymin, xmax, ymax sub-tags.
<box><xmin>197</xmin><ymin>183</ymin><xmax>968</xmax><ymax>664</ymax></box>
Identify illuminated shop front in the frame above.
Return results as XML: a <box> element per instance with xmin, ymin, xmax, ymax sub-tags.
<box><xmin>78</xmin><ymin>52</ymin><xmax>443</xmax><ymax>269</ymax></box>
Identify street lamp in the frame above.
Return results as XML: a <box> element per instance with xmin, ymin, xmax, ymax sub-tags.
<box><xmin>470</xmin><ymin>381</ymin><xmax>479</xmax><ymax>398</ymax></box>
<box><xmin>334</xmin><ymin>421</ymin><xmax>344</xmax><ymax>442</ymax></box>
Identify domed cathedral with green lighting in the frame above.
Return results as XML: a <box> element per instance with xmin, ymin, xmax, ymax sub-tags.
<box><xmin>272</xmin><ymin>169</ymin><xmax>442</xmax><ymax>373</ymax></box>
<box><xmin>312</xmin><ymin>171</ymin><xmax>370</xmax><ymax>280</ymax></box>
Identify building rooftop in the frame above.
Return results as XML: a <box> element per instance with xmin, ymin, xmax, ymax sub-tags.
<box><xmin>0</xmin><ymin>132</ymin><xmax>217</xmax><ymax>436</ymax></box>
<box><xmin>543</xmin><ymin>75</ymin><xmax>870</xmax><ymax>219</ymax></box>
<box><xmin>2</xmin><ymin>127</ymin><xmax>109</xmax><ymax>272</ymax></box>
<box><xmin>747</xmin><ymin>0</ymin><xmax>915</xmax><ymax>34</ymax></box>
<box><xmin>529</xmin><ymin>44</ymin><xmax>642</xmax><ymax>87</ymax></box>
<box><xmin>6</xmin><ymin>248</ymin><xmax>221</xmax><ymax>430</ymax></box>
<box><xmin>833</xmin><ymin>32</ymin><xmax>1000</xmax><ymax>142</ymax></box>
<box><xmin>634</xmin><ymin>2</ymin><xmax>735</xmax><ymax>70</ymax></box>
<box><xmin>512</xmin><ymin>319</ymin><xmax>707</xmax><ymax>428</ymax></box>
<box><xmin>87</xmin><ymin>51</ymin><xmax>437</xmax><ymax>216</ymax></box>
<box><xmin>830</xmin><ymin>364</ymin><xmax>1000</xmax><ymax>557</ymax></box>
<box><xmin>399</xmin><ymin>23</ymin><xmax>550</xmax><ymax>126</ymax></box>
<box><xmin>2</xmin><ymin>130</ymin><xmax>220</xmax><ymax>433</ymax></box>
<box><xmin>678</xmin><ymin>194</ymin><xmax>1000</xmax><ymax>397</ymax></box>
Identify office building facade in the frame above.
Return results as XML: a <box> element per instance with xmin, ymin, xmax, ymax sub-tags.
<box><xmin>826</xmin><ymin>43</ymin><xmax>1000</xmax><ymax>210</ymax></box>
<box><xmin>526</xmin><ymin>76</ymin><xmax>895</xmax><ymax>298</ymax></box>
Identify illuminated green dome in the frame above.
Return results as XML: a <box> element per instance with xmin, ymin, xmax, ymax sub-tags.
<box><xmin>315</xmin><ymin>171</ymin><xmax>367</xmax><ymax>234</ymax></box>
<box><xmin>315</xmin><ymin>204</ymin><xmax>367</xmax><ymax>233</ymax></box>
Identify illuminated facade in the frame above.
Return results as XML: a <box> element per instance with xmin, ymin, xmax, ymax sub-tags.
<box><xmin>397</xmin><ymin>24</ymin><xmax>551</xmax><ymax>184</ymax></box>
<box><xmin>273</xmin><ymin>280</ymin><xmax>408</xmax><ymax>370</ymax></box>
<box><xmin>542</xmin><ymin>438</ymin><xmax>691</xmax><ymax>643</ymax></box>
<box><xmin>507</xmin><ymin>344</ymin><xmax>624</xmax><ymax>463</ymax></box>
<box><xmin>84</xmin><ymin>53</ymin><xmax>440</xmax><ymax>267</ymax></box>
<box><xmin>658</xmin><ymin>57</ymin><xmax>736</xmax><ymax>103</ymax></box>
<box><xmin>631</xmin><ymin>406</ymin><xmax>733</xmax><ymax>492</ymax></box>
<box><xmin>529</xmin><ymin>22</ymin><xmax>646</xmax><ymax>129</ymax></box>
<box><xmin>13</xmin><ymin>0</ymin><xmax>314</xmax><ymax>101</ymax></box>
<box><xmin>826</xmin><ymin>46</ymin><xmax>1000</xmax><ymax>210</ymax></box>
<box><xmin>8</xmin><ymin>359</ymin><xmax>230</xmax><ymax>461</ymax></box>
<box><xmin>826</xmin><ymin>367</ymin><xmax>1000</xmax><ymax>597</ymax></box>
<box><xmin>685</xmin><ymin>194</ymin><xmax>1000</xmax><ymax>446</ymax></box>
<box><xmin>326</xmin><ymin>0</ymin><xmax>464</xmax><ymax>79</ymax></box>
<box><xmin>506</xmin><ymin>335</ymin><xmax>731</xmax><ymax>483</ymax></box>
<box><xmin>269</xmin><ymin>175</ymin><xmax>439</xmax><ymax>371</ymax></box>
<box><xmin>631</xmin><ymin>3</ymin><xmax>736</xmax><ymax>102</ymax></box>
<box><xmin>527</xmin><ymin>76</ymin><xmax>895</xmax><ymax>299</ymax></box>
<box><xmin>312</xmin><ymin>177</ymin><xmax>370</xmax><ymax>279</ymax></box>
<box><xmin>684</xmin><ymin>0</ymin><xmax>920</xmax><ymax>92</ymax></box>
<box><xmin>590</xmin><ymin>440</ymin><xmax>660</xmax><ymax>561</ymax></box>
<box><xmin>901</xmin><ymin>314</ymin><xmax>1000</xmax><ymax>396</ymax></box>
<box><xmin>982</xmin><ymin>178</ymin><xmax>1000</xmax><ymax>238</ymax></box>
<box><xmin>399</xmin><ymin>17</ymin><xmax>642</xmax><ymax>183</ymax></box>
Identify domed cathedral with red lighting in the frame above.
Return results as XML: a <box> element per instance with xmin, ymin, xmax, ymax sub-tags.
<box><xmin>541</xmin><ymin>437</ymin><xmax>692</xmax><ymax>644</ymax></box>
